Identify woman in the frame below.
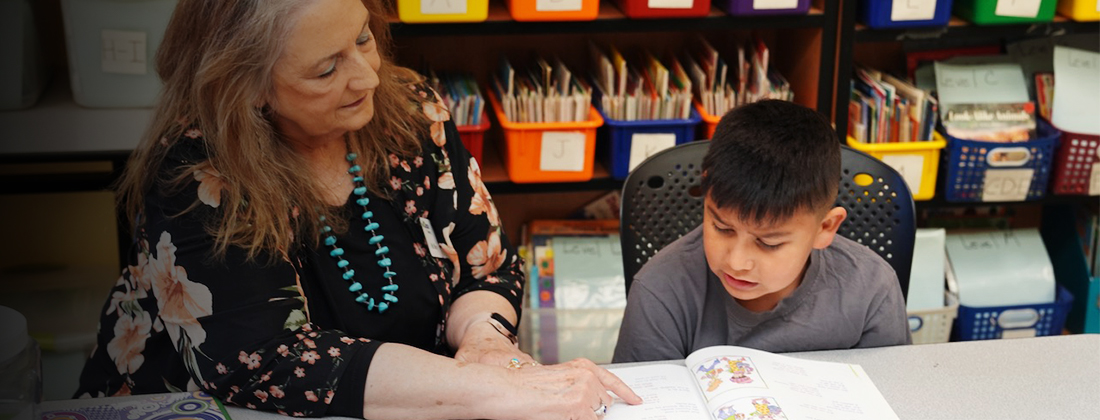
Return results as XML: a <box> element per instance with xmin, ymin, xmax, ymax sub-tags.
<box><xmin>75</xmin><ymin>0</ymin><xmax>640</xmax><ymax>419</ymax></box>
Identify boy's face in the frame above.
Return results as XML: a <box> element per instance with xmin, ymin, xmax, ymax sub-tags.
<box><xmin>702</xmin><ymin>194</ymin><xmax>846</xmax><ymax>312</ymax></box>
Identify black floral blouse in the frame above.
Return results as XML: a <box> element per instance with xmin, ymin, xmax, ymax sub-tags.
<box><xmin>75</xmin><ymin>84</ymin><xmax>525</xmax><ymax>418</ymax></box>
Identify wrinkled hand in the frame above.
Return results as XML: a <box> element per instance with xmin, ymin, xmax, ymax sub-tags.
<box><xmin>454</xmin><ymin>319</ymin><xmax>536</xmax><ymax>368</ymax></box>
<box><xmin>504</xmin><ymin>358</ymin><xmax>643</xmax><ymax>420</ymax></box>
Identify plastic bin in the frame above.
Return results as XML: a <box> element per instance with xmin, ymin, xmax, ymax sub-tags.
<box><xmin>1057</xmin><ymin>0</ymin><xmax>1100</xmax><ymax>21</ymax></box>
<box><xmin>1042</xmin><ymin>205</ymin><xmax>1100</xmax><ymax>334</ymax></box>
<box><xmin>1049</xmin><ymin>126</ymin><xmax>1099</xmax><ymax>196</ymax></box>
<box><xmin>599</xmin><ymin>108</ymin><xmax>702</xmax><ymax>179</ymax></box>
<box><xmin>0</xmin><ymin>0</ymin><xmax>47</xmax><ymax>110</ymax></box>
<box><xmin>860</xmin><ymin>0</ymin><xmax>953</xmax><ymax>28</ymax></box>
<box><xmin>723</xmin><ymin>0</ymin><xmax>811</xmax><ymax>15</ymax></box>
<box><xmin>506</xmin><ymin>0</ymin><xmax>600</xmax><ymax>21</ymax></box>
<box><xmin>694</xmin><ymin>102</ymin><xmax>722</xmax><ymax>140</ymax></box>
<box><xmin>951</xmin><ymin>283</ymin><xmax>1073</xmax><ymax>341</ymax></box>
<box><xmin>908</xmin><ymin>292</ymin><xmax>959</xmax><ymax>344</ymax></box>
<box><xmin>457</xmin><ymin>112</ymin><xmax>490</xmax><ymax>164</ymax></box>
<box><xmin>953</xmin><ymin>0</ymin><xmax>1057</xmax><ymax>25</ymax></box>
<box><xmin>396</xmin><ymin>0</ymin><xmax>489</xmax><ymax>23</ymax></box>
<box><xmin>941</xmin><ymin>119</ymin><xmax>1060</xmax><ymax>202</ymax></box>
<box><xmin>613</xmin><ymin>0</ymin><xmax>710</xmax><ymax>19</ymax></box>
<box><xmin>846</xmin><ymin>132</ymin><xmax>948</xmax><ymax>201</ymax></box>
<box><xmin>488</xmin><ymin>93</ymin><xmax>603</xmax><ymax>183</ymax></box>
<box><xmin>60</xmin><ymin>0</ymin><xmax>176</xmax><ymax>108</ymax></box>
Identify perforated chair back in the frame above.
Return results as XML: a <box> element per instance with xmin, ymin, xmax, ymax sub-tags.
<box><xmin>620</xmin><ymin>141</ymin><xmax>710</xmax><ymax>295</ymax></box>
<box><xmin>835</xmin><ymin>146</ymin><xmax>916</xmax><ymax>301</ymax></box>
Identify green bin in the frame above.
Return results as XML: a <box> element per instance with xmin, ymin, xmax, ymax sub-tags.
<box><xmin>954</xmin><ymin>0</ymin><xmax>1057</xmax><ymax>25</ymax></box>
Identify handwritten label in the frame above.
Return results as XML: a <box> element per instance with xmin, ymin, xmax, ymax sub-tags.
<box><xmin>101</xmin><ymin>30</ymin><xmax>147</xmax><ymax>75</ymax></box>
<box><xmin>982</xmin><ymin>168</ymin><xmax>1034</xmax><ymax>202</ymax></box>
<box><xmin>753</xmin><ymin>0</ymin><xmax>799</xmax><ymax>9</ymax></box>
<box><xmin>1052</xmin><ymin>46</ymin><xmax>1100</xmax><ymax>136</ymax></box>
<box><xmin>1090</xmin><ymin>164</ymin><xmax>1100</xmax><ymax>196</ymax></box>
<box><xmin>891</xmin><ymin>0</ymin><xmax>937</xmax><ymax>21</ymax></box>
<box><xmin>540</xmin><ymin>131</ymin><xmax>586</xmax><ymax>172</ymax></box>
<box><xmin>649</xmin><ymin>0</ymin><xmax>694</xmax><ymax>9</ymax></box>
<box><xmin>421</xmin><ymin>0</ymin><xmax>467</xmax><ymax>15</ymax></box>
<box><xmin>995</xmin><ymin>0</ymin><xmax>1042</xmax><ymax>18</ymax></box>
<box><xmin>881</xmin><ymin>154</ymin><xmax>925</xmax><ymax>195</ymax></box>
<box><xmin>934</xmin><ymin>63</ymin><xmax>1030</xmax><ymax>119</ymax></box>
<box><xmin>628</xmin><ymin>134</ymin><xmax>677</xmax><ymax>172</ymax></box>
<box><xmin>537</xmin><ymin>0</ymin><xmax>583</xmax><ymax>11</ymax></box>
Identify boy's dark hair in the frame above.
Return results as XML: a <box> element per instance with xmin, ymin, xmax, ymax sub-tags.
<box><xmin>702</xmin><ymin>100</ymin><xmax>840</xmax><ymax>224</ymax></box>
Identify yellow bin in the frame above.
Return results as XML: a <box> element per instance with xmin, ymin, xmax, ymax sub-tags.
<box><xmin>1058</xmin><ymin>0</ymin><xmax>1100</xmax><ymax>21</ymax></box>
<box><xmin>397</xmin><ymin>0</ymin><xmax>489</xmax><ymax>23</ymax></box>
<box><xmin>846</xmin><ymin>132</ymin><xmax>947</xmax><ymax>201</ymax></box>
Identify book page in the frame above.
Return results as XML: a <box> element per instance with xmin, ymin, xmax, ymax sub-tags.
<box><xmin>685</xmin><ymin>346</ymin><xmax>900</xmax><ymax>420</ymax></box>
<box><xmin>605</xmin><ymin>364</ymin><xmax>711</xmax><ymax>420</ymax></box>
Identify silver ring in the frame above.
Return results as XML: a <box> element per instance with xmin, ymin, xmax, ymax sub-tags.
<box><xmin>594</xmin><ymin>404</ymin><xmax>607</xmax><ymax>417</ymax></box>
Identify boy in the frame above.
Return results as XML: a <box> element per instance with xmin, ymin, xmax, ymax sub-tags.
<box><xmin>613</xmin><ymin>100</ymin><xmax>910</xmax><ymax>363</ymax></box>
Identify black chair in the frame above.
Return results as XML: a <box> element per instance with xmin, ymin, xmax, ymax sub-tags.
<box><xmin>619</xmin><ymin>143</ymin><xmax>916</xmax><ymax>300</ymax></box>
<box><xmin>834</xmin><ymin>146</ymin><xmax>916</xmax><ymax>301</ymax></box>
<box><xmin>620</xmin><ymin>141</ymin><xmax>710</xmax><ymax>295</ymax></box>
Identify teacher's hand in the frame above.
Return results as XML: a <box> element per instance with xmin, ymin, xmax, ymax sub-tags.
<box><xmin>454</xmin><ymin>318</ymin><xmax>536</xmax><ymax>368</ymax></box>
<box><xmin>504</xmin><ymin>358</ymin><xmax>643</xmax><ymax>420</ymax></box>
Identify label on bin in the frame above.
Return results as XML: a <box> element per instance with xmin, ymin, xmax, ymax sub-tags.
<box><xmin>628</xmin><ymin>133</ymin><xmax>677</xmax><ymax>172</ymax></box>
<box><xmin>537</xmin><ymin>0</ymin><xmax>583</xmax><ymax>12</ymax></box>
<box><xmin>891</xmin><ymin>0</ymin><xmax>937</xmax><ymax>21</ymax></box>
<box><xmin>540</xmin><ymin>132</ymin><xmax>586</xmax><ymax>172</ymax></box>
<box><xmin>994</xmin><ymin>0</ymin><xmax>1042</xmax><ymax>18</ymax></box>
<box><xmin>881</xmin><ymin>154</ymin><xmax>925</xmax><ymax>195</ymax></box>
<box><xmin>421</xmin><ymin>0</ymin><xmax>467</xmax><ymax>15</ymax></box>
<box><xmin>650</xmin><ymin>0</ymin><xmax>694</xmax><ymax>9</ymax></box>
<box><xmin>753</xmin><ymin>0</ymin><xmax>799</xmax><ymax>9</ymax></box>
<box><xmin>981</xmin><ymin>168</ymin><xmax>1034</xmax><ymax>202</ymax></box>
<box><xmin>101</xmin><ymin>30</ymin><xmax>148</xmax><ymax>75</ymax></box>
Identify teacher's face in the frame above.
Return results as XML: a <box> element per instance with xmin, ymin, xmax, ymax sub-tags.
<box><xmin>270</xmin><ymin>0</ymin><xmax>380</xmax><ymax>143</ymax></box>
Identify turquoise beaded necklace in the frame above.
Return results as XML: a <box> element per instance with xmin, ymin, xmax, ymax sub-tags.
<box><xmin>319</xmin><ymin>152</ymin><xmax>398</xmax><ymax>314</ymax></box>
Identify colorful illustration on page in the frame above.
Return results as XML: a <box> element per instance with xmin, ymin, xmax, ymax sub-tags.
<box><xmin>713</xmin><ymin>396</ymin><xmax>788</xmax><ymax>420</ymax></box>
<box><xmin>694</xmin><ymin>356</ymin><xmax>765</xmax><ymax>398</ymax></box>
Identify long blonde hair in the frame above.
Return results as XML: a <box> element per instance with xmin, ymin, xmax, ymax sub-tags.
<box><xmin>117</xmin><ymin>0</ymin><xmax>426</xmax><ymax>262</ymax></box>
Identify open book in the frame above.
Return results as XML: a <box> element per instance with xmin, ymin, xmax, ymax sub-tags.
<box><xmin>605</xmin><ymin>346</ymin><xmax>899</xmax><ymax>420</ymax></box>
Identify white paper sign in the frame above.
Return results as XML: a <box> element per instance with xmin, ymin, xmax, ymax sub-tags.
<box><xmin>934</xmin><ymin>62</ymin><xmax>1030</xmax><ymax>120</ymax></box>
<box><xmin>101</xmin><ymin>30</ymin><xmax>147</xmax><ymax>75</ymax></box>
<box><xmin>881</xmin><ymin>154</ymin><xmax>926</xmax><ymax>194</ymax></box>
<box><xmin>628</xmin><ymin>134</ymin><xmax>677</xmax><ymax>172</ymax></box>
<box><xmin>649</xmin><ymin>0</ymin><xmax>694</xmax><ymax>9</ymax></box>
<box><xmin>1052</xmin><ymin>46</ymin><xmax>1100</xmax><ymax>136</ymax></box>
<box><xmin>1090</xmin><ymin>164</ymin><xmax>1100</xmax><ymax>196</ymax></box>
<box><xmin>421</xmin><ymin>0</ymin><xmax>467</xmax><ymax>15</ymax></box>
<box><xmin>540</xmin><ymin>131</ymin><xmax>586</xmax><ymax>172</ymax></box>
<box><xmin>891</xmin><ymin>0</ymin><xmax>937</xmax><ymax>21</ymax></box>
<box><xmin>994</xmin><ymin>0</ymin><xmax>1042</xmax><ymax>18</ymax></box>
<box><xmin>537</xmin><ymin>0</ymin><xmax>583</xmax><ymax>11</ymax></box>
<box><xmin>754</xmin><ymin>0</ymin><xmax>799</xmax><ymax>9</ymax></box>
<box><xmin>982</xmin><ymin>168</ymin><xmax>1034</xmax><ymax>202</ymax></box>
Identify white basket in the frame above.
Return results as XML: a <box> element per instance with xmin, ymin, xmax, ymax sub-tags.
<box><xmin>907</xmin><ymin>292</ymin><xmax>959</xmax><ymax>344</ymax></box>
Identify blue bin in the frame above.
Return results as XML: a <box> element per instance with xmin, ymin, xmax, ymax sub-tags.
<box><xmin>951</xmin><ymin>284</ymin><xmax>1073</xmax><ymax>341</ymax></box>
<box><xmin>599</xmin><ymin>108</ymin><xmax>702</xmax><ymax>179</ymax></box>
<box><xmin>861</xmin><ymin>0</ymin><xmax>953</xmax><ymax>29</ymax></box>
<box><xmin>942</xmin><ymin>119</ymin><xmax>1060</xmax><ymax>202</ymax></box>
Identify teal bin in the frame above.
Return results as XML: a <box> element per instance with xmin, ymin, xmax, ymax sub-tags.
<box><xmin>1042</xmin><ymin>205</ymin><xmax>1100</xmax><ymax>334</ymax></box>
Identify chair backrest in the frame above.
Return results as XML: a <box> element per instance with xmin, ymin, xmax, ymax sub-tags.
<box><xmin>620</xmin><ymin>141</ymin><xmax>710</xmax><ymax>294</ymax></box>
<box><xmin>619</xmin><ymin>142</ymin><xmax>916</xmax><ymax>301</ymax></box>
<box><xmin>834</xmin><ymin>146</ymin><xmax>916</xmax><ymax>301</ymax></box>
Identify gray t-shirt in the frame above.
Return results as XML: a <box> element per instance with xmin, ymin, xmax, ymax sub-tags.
<box><xmin>613</xmin><ymin>226</ymin><xmax>911</xmax><ymax>363</ymax></box>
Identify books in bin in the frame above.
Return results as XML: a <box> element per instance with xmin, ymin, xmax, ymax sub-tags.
<box><xmin>605</xmin><ymin>345</ymin><xmax>899</xmax><ymax>419</ymax></box>
<box><xmin>42</xmin><ymin>392</ymin><xmax>230</xmax><ymax>420</ymax></box>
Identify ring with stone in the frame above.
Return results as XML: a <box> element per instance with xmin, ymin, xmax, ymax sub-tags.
<box><xmin>594</xmin><ymin>404</ymin><xmax>608</xmax><ymax>417</ymax></box>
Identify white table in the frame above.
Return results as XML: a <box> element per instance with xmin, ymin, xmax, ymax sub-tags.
<box><xmin>43</xmin><ymin>335</ymin><xmax>1100</xmax><ymax>420</ymax></box>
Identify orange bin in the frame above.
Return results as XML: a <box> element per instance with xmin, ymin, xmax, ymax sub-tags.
<box><xmin>488</xmin><ymin>93</ymin><xmax>603</xmax><ymax>183</ymax></box>
<box><xmin>506</xmin><ymin>0</ymin><xmax>600</xmax><ymax>21</ymax></box>
<box><xmin>694</xmin><ymin>102</ymin><xmax>722</xmax><ymax>139</ymax></box>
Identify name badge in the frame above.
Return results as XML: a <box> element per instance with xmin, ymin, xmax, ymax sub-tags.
<box><xmin>419</xmin><ymin>217</ymin><xmax>446</xmax><ymax>259</ymax></box>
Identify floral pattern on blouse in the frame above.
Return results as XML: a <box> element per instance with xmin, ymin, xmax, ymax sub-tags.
<box><xmin>75</xmin><ymin>83</ymin><xmax>525</xmax><ymax>418</ymax></box>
